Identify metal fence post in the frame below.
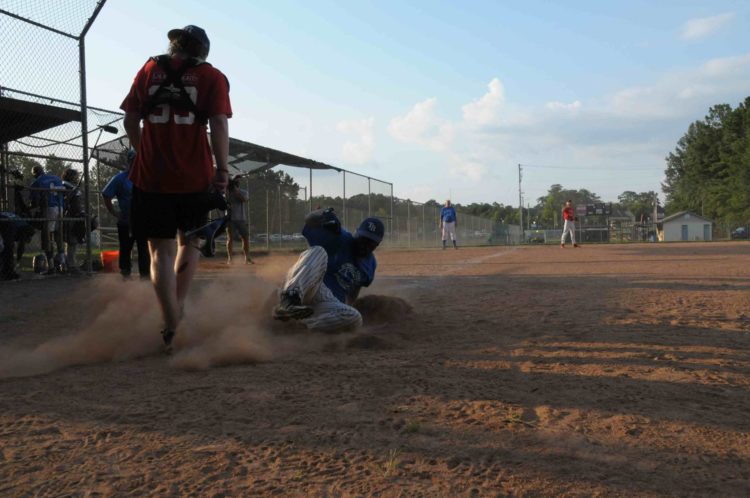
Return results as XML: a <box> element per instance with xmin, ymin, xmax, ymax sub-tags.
<box><xmin>95</xmin><ymin>151</ymin><xmax>102</xmax><ymax>252</ymax></box>
<box><xmin>422</xmin><ymin>204</ymin><xmax>426</xmax><ymax>245</ymax></box>
<box><xmin>407</xmin><ymin>200</ymin><xmax>411</xmax><ymax>248</ymax></box>
<box><xmin>79</xmin><ymin>36</ymin><xmax>92</xmax><ymax>273</ymax></box>
<box><xmin>266</xmin><ymin>189</ymin><xmax>270</xmax><ymax>250</ymax></box>
<box><xmin>389</xmin><ymin>184</ymin><xmax>393</xmax><ymax>241</ymax></box>
<box><xmin>246</xmin><ymin>176</ymin><xmax>251</xmax><ymax>243</ymax></box>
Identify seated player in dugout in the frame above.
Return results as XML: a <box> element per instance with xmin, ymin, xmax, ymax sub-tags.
<box><xmin>272</xmin><ymin>208</ymin><xmax>384</xmax><ymax>333</ymax></box>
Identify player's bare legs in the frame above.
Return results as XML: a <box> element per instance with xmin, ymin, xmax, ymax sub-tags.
<box><xmin>149</xmin><ymin>239</ymin><xmax>180</xmax><ymax>331</ymax></box>
<box><xmin>240</xmin><ymin>233</ymin><xmax>252</xmax><ymax>263</ymax></box>
<box><xmin>226</xmin><ymin>226</ymin><xmax>234</xmax><ymax>263</ymax></box>
<box><xmin>175</xmin><ymin>231</ymin><xmax>200</xmax><ymax>306</ymax></box>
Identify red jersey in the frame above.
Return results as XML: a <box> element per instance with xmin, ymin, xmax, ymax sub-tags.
<box><xmin>563</xmin><ymin>206</ymin><xmax>575</xmax><ymax>221</ymax></box>
<box><xmin>120</xmin><ymin>56</ymin><xmax>232</xmax><ymax>193</ymax></box>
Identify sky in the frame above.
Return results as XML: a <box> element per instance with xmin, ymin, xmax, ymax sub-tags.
<box><xmin>80</xmin><ymin>0</ymin><xmax>750</xmax><ymax>206</ymax></box>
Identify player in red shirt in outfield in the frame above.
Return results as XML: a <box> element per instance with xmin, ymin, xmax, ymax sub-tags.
<box><xmin>121</xmin><ymin>25</ymin><xmax>232</xmax><ymax>353</ymax></box>
<box><xmin>560</xmin><ymin>199</ymin><xmax>579</xmax><ymax>248</ymax></box>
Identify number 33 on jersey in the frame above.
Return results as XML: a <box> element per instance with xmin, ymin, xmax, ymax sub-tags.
<box><xmin>120</xmin><ymin>54</ymin><xmax>232</xmax><ymax>193</ymax></box>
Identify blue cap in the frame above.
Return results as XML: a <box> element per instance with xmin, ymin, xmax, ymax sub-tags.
<box><xmin>356</xmin><ymin>217</ymin><xmax>385</xmax><ymax>244</ymax></box>
<box><xmin>168</xmin><ymin>25</ymin><xmax>210</xmax><ymax>54</ymax></box>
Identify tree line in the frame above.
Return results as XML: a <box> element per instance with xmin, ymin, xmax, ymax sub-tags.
<box><xmin>664</xmin><ymin>97</ymin><xmax>750</xmax><ymax>225</ymax></box>
<box><xmin>7</xmin><ymin>97</ymin><xmax>746</xmax><ymax>229</ymax></box>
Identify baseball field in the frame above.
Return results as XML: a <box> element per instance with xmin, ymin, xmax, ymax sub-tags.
<box><xmin>1</xmin><ymin>242</ymin><xmax>749</xmax><ymax>497</ymax></box>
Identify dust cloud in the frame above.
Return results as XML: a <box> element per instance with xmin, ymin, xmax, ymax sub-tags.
<box><xmin>0</xmin><ymin>266</ymin><xmax>413</xmax><ymax>378</ymax></box>
<box><xmin>0</xmin><ymin>277</ymin><xmax>162</xmax><ymax>379</ymax></box>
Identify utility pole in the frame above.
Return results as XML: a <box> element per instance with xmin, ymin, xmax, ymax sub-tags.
<box><xmin>518</xmin><ymin>164</ymin><xmax>523</xmax><ymax>235</ymax></box>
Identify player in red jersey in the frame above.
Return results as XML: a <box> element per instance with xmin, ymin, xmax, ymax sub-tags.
<box><xmin>560</xmin><ymin>199</ymin><xmax>579</xmax><ymax>248</ymax></box>
<box><xmin>121</xmin><ymin>25</ymin><xmax>232</xmax><ymax>353</ymax></box>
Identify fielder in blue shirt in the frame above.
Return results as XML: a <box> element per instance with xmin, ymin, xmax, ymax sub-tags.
<box><xmin>30</xmin><ymin>165</ymin><xmax>65</xmax><ymax>270</ymax></box>
<box><xmin>101</xmin><ymin>153</ymin><xmax>150</xmax><ymax>278</ymax></box>
<box><xmin>273</xmin><ymin>208</ymin><xmax>383</xmax><ymax>332</ymax></box>
<box><xmin>440</xmin><ymin>199</ymin><xmax>458</xmax><ymax>249</ymax></box>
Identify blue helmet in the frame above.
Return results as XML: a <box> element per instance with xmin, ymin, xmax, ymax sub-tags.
<box><xmin>356</xmin><ymin>217</ymin><xmax>385</xmax><ymax>244</ymax></box>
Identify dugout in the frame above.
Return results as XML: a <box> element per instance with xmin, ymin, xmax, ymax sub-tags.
<box><xmin>93</xmin><ymin>134</ymin><xmax>396</xmax><ymax>250</ymax></box>
<box><xmin>0</xmin><ymin>1</ymin><xmax>111</xmax><ymax>272</ymax></box>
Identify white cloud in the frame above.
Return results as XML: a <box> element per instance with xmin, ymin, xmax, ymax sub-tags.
<box><xmin>401</xmin><ymin>185</ymin><xmax>436</xmax><ymax>202</ymax></box>
<box><xmin>546</xmin><ymin>100</ymin><xmax>582</xmax><ymax>111</ymax></box>
<box><xmin>387</xmin><ymin>98</ymin><xmax>453</xmax><ymax>151</ymax></box>
<box><xmin>680</xmin><ymin>12</ymin><xmax>734</xmax><ymax>40</ymax></box>
<box><xmin>336</xmin><ymin>117</ymin><xmax>375</xmax><ymax>165</ymax></box>
<box><xmin>610</xmin><ymin>86</ymin><xmax>673</xmax><ymax>118</ymax></box>
<box><xmin>462</xmin><ymin>78</ymin><xmax>505</xmax><ymax>126</ymax></box>
<box><xmin>449</xmin><ymin>156</ymin><xmax>486</xmax><ymax>182</ymax></box>
<box><xmin>700</xmin><ymin>53</ymin><xmax>750</xmax><ymax>77</ymax></box>
<box><xmin>386</xmin><ymin>53</ymin><xmax>750</xmax><ymax>203</ymax></box>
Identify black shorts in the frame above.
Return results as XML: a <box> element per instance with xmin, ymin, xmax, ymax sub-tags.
<box><xmin>132</xmin><ymin>187</ymin><xmax>210</xmax><ymax>239</ymax></box>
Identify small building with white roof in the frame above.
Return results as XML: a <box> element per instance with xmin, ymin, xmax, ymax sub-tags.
<box><xmin>659</xmin><ymin>211</ymin><xmax>713</xmax><ymax>242</ymax></box>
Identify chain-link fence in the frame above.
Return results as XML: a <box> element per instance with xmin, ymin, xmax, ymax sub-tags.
<box><xmin>389</xmin><ymin>199</ymin><xmax>520</xmax><ymax>248</ymax></box>
<box><xmin>1</xmin><ymin>1</ymin><xmax>109</xmax><ymax>275</ymax></box>
<box><xmin>244</xmin><ymin>167</ymin><xmax>395</xmax><ymax>251</ymax></box>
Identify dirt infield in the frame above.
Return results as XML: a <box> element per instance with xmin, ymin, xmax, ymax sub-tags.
<box><xmin>1</xmin><ymin>242</ymin><xmax>749</xmax><ymax>497</ymax></box>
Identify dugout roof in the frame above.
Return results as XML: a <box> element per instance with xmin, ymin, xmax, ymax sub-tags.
<box><xmin>94</xmin><ymin>134</ymin><xmax>342</xmax><ymax>174</ymax></box>
<box><xmin>0</xmin><ymin>96</ymin><xmax>82</xmax><ymax>143</ymax></box>
<box><xmin>226</xmin><ymin>137</ymin><xmax>341</xmax><ymax>175</ymax></box>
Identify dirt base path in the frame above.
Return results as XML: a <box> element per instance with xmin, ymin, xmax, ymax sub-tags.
<box><xmin>1</xmin><ymin>242</ymin><xmax>749</xmax><ymax>497</ymax></box>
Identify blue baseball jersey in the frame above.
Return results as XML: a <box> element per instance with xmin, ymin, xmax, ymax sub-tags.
<box><xmin>302</xmin><ymin>222</ymin><xmax>343</xmax><ymax>256</ymax></box>
<box><xmin>30</xmin><ymin>174</ymin><xmax>64</xmax><ymax>208</ymax></box>
<box><xmin>101</xmin><ymin>171</ymin><xmax>133</xmax><ymax>223</ymax></box>
<box><xmin>440</xmin><ymin>206</ymin><xmax>457</xmax><ymax>223</ymax></box>
<box><xmin>323</xmin><ymin>230</ymin><xmax>377</xmax><ymax>303</ymax></box>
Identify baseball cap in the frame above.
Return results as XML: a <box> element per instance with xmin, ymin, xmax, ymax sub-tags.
<box><xmin>356</xmin><ymin>217</ymin><xmax>385</xmax><ymax>244</ymax></box>
<box><xmin>168</xmin><ymin>25</ymin><xmax>210</xmax><ymax>53</ymax></box>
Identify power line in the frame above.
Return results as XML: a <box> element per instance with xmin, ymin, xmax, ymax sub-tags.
<box><xmin>521</xmin><ymin>163</ymin><xmax>662</xmax><ymax>172</ymax></box>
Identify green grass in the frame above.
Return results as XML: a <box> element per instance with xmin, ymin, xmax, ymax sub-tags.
<box><xmin>404</xmin><ymin>420</ymin><xmax>421</xmax><ymax>434</ymax></box>
<box><xmin>382</xmin><ymin>448</ymin><xmax>401</xmax><ymax>477</ymax></box>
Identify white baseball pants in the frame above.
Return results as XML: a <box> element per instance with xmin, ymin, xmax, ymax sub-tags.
<box><xmin>282</xmin><ymin>246</ymin><xmax>363</xmax><ymax>332</ymax></box>
<box><xmin>442</xmin><ymin>221</ymin><xmax>456</xmax><ymax>241</ymax></box>
<box><xmin>561</xmin><ymin>219</ymin><xmax>576</xmax><ymax>245</ymax></box>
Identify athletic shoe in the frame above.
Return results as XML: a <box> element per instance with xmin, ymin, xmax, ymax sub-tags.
<box><xmin>245</xmin><ymin>258</ymin><xmax>254</xmax><ymax>265</ymax></box>
<box><xmin>273</xmin><ymin>288</ymin><xmax>313</xmax><ymax>321</ymax></box>
<box><xmin>574</xmin><ymin>244</ymin><xmax>580</xmax><ymax>248</ymax></box>
<box><xmin>560</xmin><ymin>244</ymin><xmax>565</xmax><ymax>248</ymax></box>
<box><xmin>161</xmin><ymin>328</ymin><xmax>176</xmax><ymax>355</ymax></box>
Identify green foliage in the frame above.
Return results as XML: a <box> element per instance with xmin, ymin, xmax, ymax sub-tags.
<box><xmin>44</xmin><ymin>156</ymin><xmax>71</xmax><ymax>179</ymax></box>
<box><xmin>663</xmin><ymin>98</ymin><xmax>750</xmax><ymax>224</ymax></box>
<box><xmin>534</xmin><ymin>184</ymin><xmax>601</xmax><ymax>227</ymax></box>
<box><xmin>424</xmin><ymin>199</ymin><xmax>520</xmax><ymax>225</ymax></box>
<box><xmin>617</xmin><ymin>190</ymin><xmax>658</xmax><ymax>222</ymax></box>
<box><xmin>6</xmin><ymin>155</ymin><xmax>43</xmax><ymax>180</ymax></box>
